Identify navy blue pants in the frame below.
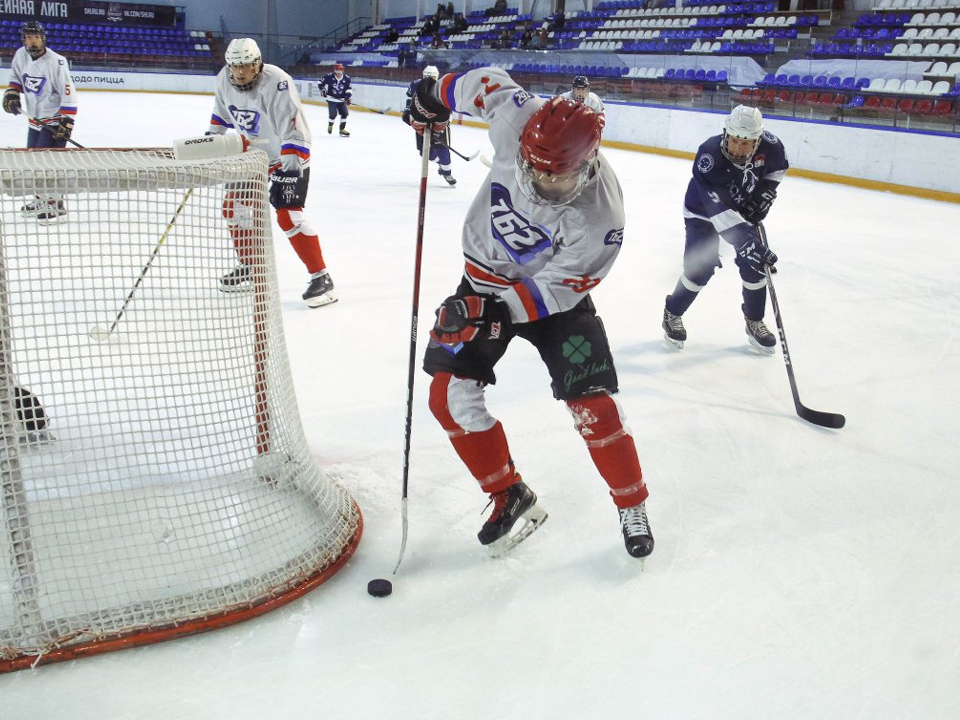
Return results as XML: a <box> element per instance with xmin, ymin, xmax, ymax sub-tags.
<box><xmin>27</xmin><ymin>126</ymin><xmax>68</xmax><ymax>149</ymax></box>
<box><xmin>327</xmin><ymin>101</ymin><xmax>348</xmax><ymax>121</ymax></box>
<box><xmin>665</xmin><ymin>217</ymin><xmax>767</xmax><ymax>321</ymax></box>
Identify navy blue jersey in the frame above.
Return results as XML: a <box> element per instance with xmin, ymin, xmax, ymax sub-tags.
<box><xmin>683</xmin><ymin>132</ymin><xmax>788</xmax><ymax>247</ymax></box>
<box><xmin>404</xmin><ymin>79</ymin><xmax>419</xmax><ymax>111</ymax></box>
<box><xmin>319</xmin><ymin>73</ymin><xmax>352</xmax><ymax>102</ymax></box>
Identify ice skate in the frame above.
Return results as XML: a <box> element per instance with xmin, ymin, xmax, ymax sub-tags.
<box><xmin>662</xmin><ymin>303</ymin><xmax>686</xmax><ymax>349</ymax></box>
<box><xmin>327</xmin><ymin>122</ymin><xmax>333</xmax><ymax>135</ymax></box>
<box><xmin>619</xmin><ymin>502</ymin><xmax>654</xmax><ymax>558</ymax></box>
<box><xmin>20</xmin><ymin>197</ymin><xmax>43</xmax><ymax>218</ymax></box>
<box><xmin>35</xmin><ymin>199</ymin><xmax>67</xmax><ymax>225</ymax></box>
<box><xmin>442</xmin><ymin>172</ymin><xmax>457</xmax><ymax>187</ymax></box>
<box><xmin>339</xmin><ymin>124</ymin><xmax>350</xmax><ymax>137</ymax></box>
<box><xmin>303</xmin><ymin>269</ymin><xmax>338</xmax><ymax>308</ymax></box>
<box><xmin>744</xmin><ymin>307</ymin><xmax>776</xmax><ymax>354</ymax></box>
<box><xmin>218</xmin><ymin>264</ymin><xmax>252</xmax><ymax>293</ymax></box>
<box><xmin>478</xmin><ymin>479</ymin><xmax>548</xmax><ymax>557</ymax></box>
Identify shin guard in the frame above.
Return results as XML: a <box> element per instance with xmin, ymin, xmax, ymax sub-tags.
<box><xmin>276</xmin><ymin>207</ymin><xmax>325</xmax><ymax>274</ymax></box>
<box><xmin>566</xmin><ymin>393</ymin><xmax>648</xmax><ymax>509</ymax></box>
<box><xmin>428</xmin><ymin>372</ymin><xmax>516</xmax><ymax>494</ymax></box>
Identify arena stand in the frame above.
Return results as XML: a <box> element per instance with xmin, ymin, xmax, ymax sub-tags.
<box><xmin>314</xmin><ymin>0</ymin><xmax>959</xmax><ymax>134</ymax></box>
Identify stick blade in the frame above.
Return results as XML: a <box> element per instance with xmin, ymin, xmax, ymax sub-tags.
<box><xmin>797</xmin><ymin>405</ymin><xmax>845</xmax><ymax>429</ymax></box>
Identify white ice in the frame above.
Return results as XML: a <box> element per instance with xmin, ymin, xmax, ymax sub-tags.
<box><xmin>2</xmin><ymin>92</ymin><xmax>959</xmax><ymax>720</ymax></box>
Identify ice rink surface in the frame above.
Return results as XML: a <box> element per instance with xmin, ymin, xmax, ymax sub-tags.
<box><xmin>2</xmin><ymin>90</ymin><xmax>959</xmax><ymax>719</ymax></box>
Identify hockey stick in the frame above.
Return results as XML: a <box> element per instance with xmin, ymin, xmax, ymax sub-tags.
<box><xmin>394</xmin><ymin>127</ymin><xmax>433</xmax><ymax>574</ymax></box>
<box><xmin>447</xmin><ymin>145</ymin><xmax>479</xmax><ymax>162</ymax></box>
<box><xmin>760</xmin><ymin>226</ymin><xmax>845</xmax><ymax>429</ymax></box>
<box><xmin>480</xmin><ymin>154</ymin><xmax>493</xmax><ymax>168</ymax></box>
<box><xmin>28</xmin><ymin>116</ymin><xmax>84</xmax><ymax>148</ymax></box>
<box><xmin>88</xmin><ymin>188</ymin><xmax>194</xmax><ymax>342</ymax></box>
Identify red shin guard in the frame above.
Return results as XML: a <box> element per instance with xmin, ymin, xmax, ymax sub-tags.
<box><xmin>276</xmin><ymin>207</ymin><xmax>325</xmax><ymax>274</ymax></box>
<box><xmin>428</xmin><ymin>372</ymin><xmax>515</xmax><ymax>494</ymax></box>
<box><xmin>567</xmin><ymin>394</ymin><xmax>648</xmax><ymax>508</ymax></box>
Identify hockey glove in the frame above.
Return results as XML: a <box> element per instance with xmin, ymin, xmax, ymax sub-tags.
<box><xmin>3</xmin><ymin>88</ymin><xmax>21</xmax><ymax>115</ymax></box>
<box><xmin>409</xmin><ymin>77</ymin><xmax>450</xmax><ymax>133</ymax></box>
<box><xmin>741</xmin><ymin>180</ymin><xmax>778</xmax><ymax>225</ymax></box>
<box><xmin>735</xmin><ymin>230</ymin><xmax>778</xmax><ymax>272</ymax></box>
<box><xmin>269</xmin><ymin>168</ymin><xmax>307</xmax><ymax>209</ymax></box>
<box><xmin>50</xmin><ymin>116</ymin><xmax>74</xmax><ymax>143</ymax></box>
<box><xmin>401</xmin><ymin>108</ymin><xmax>412</xmax><ymax>126</ymax></box>
<box><xmin>430</xmin><ymin>295</ymin><xmax>507</xmax><ymax>347</ymax></box>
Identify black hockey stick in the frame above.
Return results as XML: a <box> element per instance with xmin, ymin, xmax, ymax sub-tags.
<box><xmin>28</xmin><ymin>116</ymin><xmax>84</xmax><ymax>148</ymax></box>
<box><xmin>447</xmin><ymin>145</ymin><xmax>479</xmax><ymax>162</ymax></box>
<box><xmin>88</xmin><ymin>188</ymin><xmax>194</xmax><ymax>342</ymax></box>
<box><xmin>760</xmin><ymin>226</ymin><xmax>845</xmax><ymax>429</ymax></box>
<box><xmin>394</xmin><ymin>126</ymin><xmax>433</xmax><ymax>574</ymax></box>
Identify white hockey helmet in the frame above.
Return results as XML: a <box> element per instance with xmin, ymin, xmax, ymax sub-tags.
<box><xmin>422</xmin><ymin>65</ymin><xmax>439</xmax><ymax>80</ymax></box>
<box><xmin>722</xmin><ymin>105</ymin><xmax>763</xmax><ymax>166</ymax></box>
<box><xmin>225</xmin><ymin>38</ymin><xmax>263</xmax><ymax>91</ymax></box>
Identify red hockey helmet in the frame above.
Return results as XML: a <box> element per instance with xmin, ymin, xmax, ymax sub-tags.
<box><xmin>516</xmin><ymin>96</ymin><xmax>604</xmax><ymax>206</ymax></box>
<box><xmin>334</xmin><ymin>62</ymin><xmax>345</xmax><ymax>73</ymax></box>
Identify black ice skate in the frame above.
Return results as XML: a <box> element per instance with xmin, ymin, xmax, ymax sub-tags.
<box><xmin>20</xmin><ymin>197</ymin><xmax>43</xmax><ymax>217</ymax></box>
<box><xmin>303</xmin><ymin>269</ymin><xmax>338</xmax><ymax>308</ymax></box>
<box><xmin>219</xmin><ymin>264</ymin><xmax>252</xmax><ymax>293</ymax></box>
<box><xmin>339</xmin><ymin>124</ymin><xmax>350</xmax><ymax>137</ymax></box>
<box><xmin>35</xmin><ymin>199</ymin><xmax>67</xmax><ymax>225</ymax></box>
<box><xmin>478</xmin><ymin>479</ymin><xmax>548</xmax><ymax>557</ymax></box>
<box><xmin>743</xmin><ymin>305</ymin><xmax>776</xmax><ymax>354</ymax></box>
<box><xmin>442</xmin><ymin>173</ymin><xmax>457</xmax><ymax>187</ymax></box>
<box><xmin>662</xmin><ymin>302</ymin><xmax>686</xmax><ymax>349</ymax></box>
<box><xmin>328</xmin><ymin>122</ymin><xmax>333</xmax><ymax>135</ymax></box>
<box><xmin>619</xmin><ymin>502</ymin><xmax>654</xmax><ymax>558</ymax></box>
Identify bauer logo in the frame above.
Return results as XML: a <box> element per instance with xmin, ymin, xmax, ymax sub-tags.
<box><xmin>23</xmin><ymin>75</ymin><xmax>47</xmax><ymax>95</ymax></box>
<box><xmin>697</xmin><ymin>154</ymin><xmax>714</xmax><ymax>174</ymax></box>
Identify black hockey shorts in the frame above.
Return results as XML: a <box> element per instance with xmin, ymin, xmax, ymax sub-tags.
<box><xmin>422</xmin><ymin>280</ymin><xmax>619</xmax><ymax>401</ymax></box>
<box><xmin>327</xmin><ymin>101</ymin><xmax>348</xmax><ymax>120</ymax></box>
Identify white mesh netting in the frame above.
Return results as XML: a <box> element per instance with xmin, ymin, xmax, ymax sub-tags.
<box><xmin>0</xmin><ymin>148</ymin><xmax>361</xmax><ymax>671</ymax></box>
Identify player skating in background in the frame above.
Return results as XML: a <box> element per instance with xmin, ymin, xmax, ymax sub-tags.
<box><xmin>3</xmin><ymin>21</ymin><xmax>77</xmax><ymax>223</ymax></box>
<box><xmin>402</xmin><ymin>66</ymin><xmax>456</xmax><ymax>187</ymax></box>
<box><xmin>561</xmin><ymin>75</ymin><xmax>604</xmax><ymax>115</ymax></box>
<box><xmin>411</xmin><ymin>67</ymin><xmax>653</xmax><ymax>559</ymax></box>
<box><xmin>208</xmin><ymin>38</ymin><xmax>336</xmax><ymax>308</ymax></box>
<box><xmin>319</xmin><ymin>62</ymin><xmax>352</xmax><ymax>137</ymax></box>
<box><xmin>662</xmin><ymin>105</ymin><xmax>786</xmax><ymax>352</ymax></box>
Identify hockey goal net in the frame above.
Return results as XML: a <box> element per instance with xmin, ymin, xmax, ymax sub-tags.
<box><xmin>0</xmin><ymin>147</ymin><xmax>362</xmax><ymax>672</ymax></box>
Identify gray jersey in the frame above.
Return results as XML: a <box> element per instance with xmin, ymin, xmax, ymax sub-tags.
<box><xmin>8</xmin><ymin>46</ymin><xmax>77</xmax><ymax>120</ymax></box>
<box><xmin>561</xmin><ymin>89</ymin><xmax>605</xmax><ymax>115</ymax></box>
<box><xmin>207</xmin><ymin>63</ymin><xmax>311</xmax><ymax>173</ymax></box>
<box><xmin>438</xmin><ymin>68</ymin><xmax>625</xmax><ymax>324</ymax></box>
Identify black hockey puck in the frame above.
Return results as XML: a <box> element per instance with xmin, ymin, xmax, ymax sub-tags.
<box><xmin>367</xmin><ymin>578</ymin><xmax>393</xmax><ymax>597</ymax></box>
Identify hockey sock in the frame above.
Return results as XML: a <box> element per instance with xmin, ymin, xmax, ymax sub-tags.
<box><xmin>741</xmin><ymin>281</ymin><xmax>767</xmax><ymax>321</ymax></box>
<box><xmin>276</xmin><ymin>207</ymin><xmax>325</xmax><ymax>274</ymax></box>
<box><xmin>566</xmin><ymin>393</ymin><xmax>648</xmax><ymax>509</ymax></box>
<box><xmin>665</xmin><ymin>275</ymin><xmax>703</xmax><ymax>317</ymax></box>
<box><xmin>222</xmin><ymin>194</ymin><xmax>257</xmax><ymax>264</ymax></box>
<box><xmin>429</xmin><ymin>372</ymin><xmax>517</xmax><ymax>494</ymax></box>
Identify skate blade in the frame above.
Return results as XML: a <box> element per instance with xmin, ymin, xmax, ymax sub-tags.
<box><xmin>486</xmin><ymin>505</ymin><xmax>548</xmax><ymax>558</ymax></box>
<box><xmin>218</xmin><ymin>284</ymin><xmax>253</xmax><ymax>294</ymax></box>
<box><xmin>36</xmin><ymin>214</ymin><xmax>68</xmax><ymax>226</ymax></box>
<box><xmin>306</xmin><ymin>291</ymin><xmax>338</xmax><ymax>308</ymax></box>
<box><xmin>664</xmin><ymin>333</ymin><xmax>684</xmax><ymax>350</ymax></box>
<box><xmin>747</xmin><ymin>336</ymin><xmax>775</xmax><ymax>355</ymax></box>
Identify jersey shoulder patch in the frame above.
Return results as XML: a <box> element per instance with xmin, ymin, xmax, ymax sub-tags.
<box><xmin>696</xmin><ymin>153</ymin><xmax>715</xmax><ymax>174</ymax></box>
<box><xmin>512</xmin><ymin>89</ymin><xmax>534</xmax><ymax>107</ymax></box>
<box><xmin>277</xmin><ymin>80</ymin><xmax>288</xmax><ymax>91</ymax></box>
<box><xmin>761</xmin><ymin>130</ymin><xmax>778</xmax><ymax>144</ymax></box>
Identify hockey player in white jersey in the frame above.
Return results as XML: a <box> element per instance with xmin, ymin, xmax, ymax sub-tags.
<box><xmin>413</xmin><ymin>68</ymin><xmax>653</xmax><ymax>559</ymax></box>
<box><xmin>207</xmin><ymin>38</ymin><xmax>336</xmax><ymax>307</ymax></box>
<box><xmin>561</xmin><ymin>75</ymin><xmax>604</xmax><ymax>115</ymax></box>
<box><xmin>3</xmin><ymin>21</ymin><xmax>77</xmax><ymax>223</ymax></box>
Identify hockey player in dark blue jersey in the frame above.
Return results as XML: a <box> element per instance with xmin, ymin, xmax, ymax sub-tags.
<box><xmin>319</xmin><ymin>63</ymin><xmax>352</xmax><ymax>136</ymax></box>
<box><xmin>401</xmin><ymin>66</ymin><xmax>456</xmax><ymax>186</ymax></box>
<box><xmin>662</xmin><ymin>105</ymin><xmax>787</xmax><ymax>353</ymax></box>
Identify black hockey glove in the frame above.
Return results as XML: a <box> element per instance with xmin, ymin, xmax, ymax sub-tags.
<box><xmin>741</xmin><ymin>180</ymin><xmax>778</xmax><ymax>225</ymax></box>
<box><xmin>50</xmin><ymin>116</ymin><xmax>74</xmax><ymax>143</ymax></box>
<box><xmin>346</xmin><ymin>96</ymin><xmax>352</xmax><ymax>106</ymax></box>
<box><xmin>409</xmin><ymin>77</ymin><xmax>450</xmax><ymax>133</ymax></box>
<box><xmin>430</xmin><ymin>295</ymin><xmax>508</xmax><ymax>346</ymax></box>
<box><xmin>3</xmin><ymin>88</ymin><xmax>21</xmax><ymax>115</ymax></box>
<box><xmin>269</xmin><ymin>168</ymin><xmax>307</xmax><ymax>209</ymax></box>
<box><xmin>735</xmin><ymin>229</ymin><xmax>778</xmax><ymax>272</ymax></box>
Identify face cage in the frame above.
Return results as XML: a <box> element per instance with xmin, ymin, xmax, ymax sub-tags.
<box><xmin>228</xmin><ymin>62</ymin><xmax>263</xmax><ymax>92</ymax></box>
<box><xmin>22</xmin><ymin>33</ymin><xmax>46</xmax><ymax>59</ymax></box>
<box><xmin>515</xmin><ymin>154</ymin><xmax>594</xmax><ymax>208</ymax></box>
<box><xmin>721</xmin><ymin>132</ymin><xmax>760</xmax><ymax>168</ymax></box>
<box><xmin>572</xmin><ymin>88</ymin><xmax>588</xmax><ymax>102</ymax></box>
